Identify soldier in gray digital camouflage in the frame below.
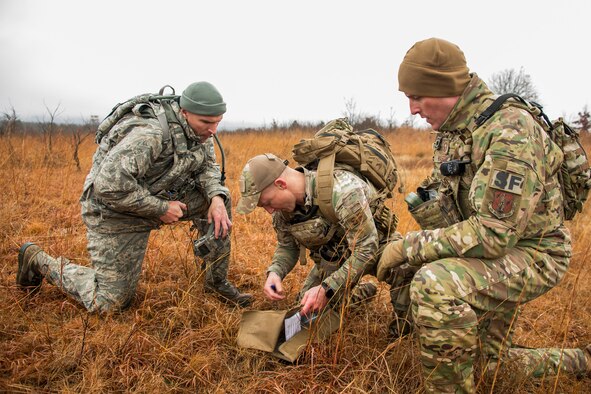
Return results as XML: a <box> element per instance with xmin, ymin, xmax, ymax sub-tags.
<box><xmin>235</xmin><ymin>153</ymin><xmax>399</xmax><ymax>317</ymax></box>
<box><xmin>376</xmin><ymin>37</ymin><xmax>590</xmax><ymax>392</ymax></box>
<box><xmin>16</xmin><ymin>81</ymin><xmax>253</xmax><ymax>312</ymax></box>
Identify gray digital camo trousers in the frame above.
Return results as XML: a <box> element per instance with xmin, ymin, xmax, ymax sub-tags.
<box><xmin>35</xmin><ymin>189</ymin><xmax>232</xmax><ymax>314</ymax></box>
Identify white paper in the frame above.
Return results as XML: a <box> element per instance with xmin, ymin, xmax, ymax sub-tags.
<box><xmin>284</xmin><ymin>312</ymin><xmax>302</xmax><ymax>341</ymax></box>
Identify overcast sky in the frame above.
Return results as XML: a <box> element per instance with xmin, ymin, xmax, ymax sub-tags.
<box><xmin>1</xmin><ymin>0</ymin><xmax>590</xmax><ymax>129</ymax></box>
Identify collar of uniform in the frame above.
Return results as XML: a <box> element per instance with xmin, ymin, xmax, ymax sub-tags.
<box><xmin>175</xmin><ymin>102</ymin><xmax>204</xmax><ymax>144</ymax></box>
<box><xmin>303</xmin><ymin>167</ymin><xmax>316</xmax><ymax>208</ymax></box>
<box><xmin>438</xmin><ymin>73</ymin><xmax>495</xmax><ymax>133</ymax></box>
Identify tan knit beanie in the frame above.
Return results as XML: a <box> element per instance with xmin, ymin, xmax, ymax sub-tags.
<box><xmin>398</xmin><ymin>37</ymin><xmax>470</xmax><ymax>97</ymax></box>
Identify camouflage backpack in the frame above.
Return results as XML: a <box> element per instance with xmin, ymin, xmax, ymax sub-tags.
<box><xmin>292</xmin><ymin>118</ymin><xmax>401</xmax><ymax>226</ymax></box>
<box><xmin>95</xmin><ymin>85</ymin><xmax>227</xmax><ymax>185</ymax></box>
<box><xmin>95</xmin><ymin>86</ymin><xmax>180</xmax><ymax>145</ymax></box>
<box><xmin>474</xmin><ymin>93</ymin><xmax>591</xmax><ymax>220</ymax></box>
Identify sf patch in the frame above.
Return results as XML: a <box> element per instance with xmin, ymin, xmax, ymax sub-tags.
<box><xmin>486</xmin><ymin>169</ymin><xmax>525</xmax><ymax>219</ymax></box>
<box><xmin>489</xmin><ymin>169</ymin><xmax>524</xmax><ymax>195</ymax></box>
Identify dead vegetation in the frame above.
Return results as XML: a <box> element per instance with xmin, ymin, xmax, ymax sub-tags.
<box><xmin>0</xmin><ymin>128</ymin><xmax>590</xmax><ymax>393</ymax></box>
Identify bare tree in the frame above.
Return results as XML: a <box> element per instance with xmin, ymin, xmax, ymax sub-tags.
<box><xmin>72</xmin><ymin>120</ymin><xmax>94</xmax><ymax>171</ymax></box>
<box><xmin>1</xmin><ymin>106</ymin><xmax>20</xmax><ymax>161</ymax></box>
<box><xmin>488</xmin><ymin>67</ymin><xmax>540</xmax><ymax>103</ymax></box>
<box><xmin>1</xmin><ymin>106</ymin><xmax>20</xmax><ymax>137</ymax></box>
<box><xmin>386</xmin><ymin>106</ymin><xmax>398</xmax><ymax>131</ymax></box>
<box><xmin>40</xmin><ymin>102</ymin><xmax>63</xmax><ymax>159</ymax></box>
<box><xmin>270</xmin><ymin>118</ymin><xmax>279</xmax><ymax>130</ymax></box>
<box><xmin>342</xmin><ymin>97</ymin><xmax>361</xmax><ymax>126</ymax></box>
<box><xmin>573</xmin><ymin>105</ymin><xmax>590</xmax><ymax>133</ymax></box>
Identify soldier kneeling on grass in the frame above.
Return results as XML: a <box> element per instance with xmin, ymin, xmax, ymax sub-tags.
<box><xmin>17</xmin><ymin>81</ymin><xmax>252</xmax><ymax>312</ymax></box>
<box><xmin>377</xmin><ymin>37</ymin><xmax>591</xmax><ymax>393</ymax></box>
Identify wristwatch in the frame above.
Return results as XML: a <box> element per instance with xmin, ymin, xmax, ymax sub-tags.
<box><xmin>321</xmin><ymin>282</ymin><xmax>334</xmax><ymax>299</ymax></box>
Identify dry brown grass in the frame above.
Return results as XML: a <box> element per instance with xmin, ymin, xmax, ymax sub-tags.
<box><xmin>0</xmin><ymin>128</ymin><xmax>590</xmax><ymax>393</ymax></box>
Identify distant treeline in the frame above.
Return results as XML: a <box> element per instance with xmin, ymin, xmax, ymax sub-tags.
<box><xmin>0</xmin><ymin>115</ymin><xmax>409</xmax><ymax>137</ymax></box>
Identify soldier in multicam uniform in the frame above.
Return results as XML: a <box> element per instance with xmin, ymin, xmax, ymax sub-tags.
<box><xmin>16</xmin><ymin>81</ymin><xmax>252</xmax><ymax>312</ymax></box>
<box><xmin>376</xmin><ymin>37</ymin><xmax>590</xmax><ymax>392</ymax></box>
<box><xmin>236</xmin><ymin>153</ymin><xmax>399</xmax><ymax>317</ymax></box>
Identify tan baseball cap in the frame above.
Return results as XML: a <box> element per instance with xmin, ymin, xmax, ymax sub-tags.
<box><xmin>236</xmin><ymin>153</ymin><xmax>289</xmax><ymax>214</ymax></box>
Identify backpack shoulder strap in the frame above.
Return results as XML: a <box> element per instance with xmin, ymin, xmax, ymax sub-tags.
<box><xmin>474</xmin><ymin>93</ymin><xmax>528</xmax><ymax>128</ymax></box>
<box><xmin>474</xmin><ymin>93</ymin><xmax>554</xmax><ymax>131</ymax></box>
<box><xmin>156</xmin><ymin>98</ymin><xmax>194</xmax><ymax>155</ymax></box>
<box><xmin>316</xmin><ymin>153</ymin><xmax>339</xmax><ymax>223</ymax></box>
<box><xmin>152</xmin><ymin>101</ymin><xmax>171</xmax><ymax>142</ymax></box>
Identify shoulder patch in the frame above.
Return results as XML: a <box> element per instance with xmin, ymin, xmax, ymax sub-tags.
<box><xmin>489</xmin><ymin>169</ymin><xmax>524</xmax><ymax>195</ymax></box>
<box><xmin>488</xmin><ymin>191</ymin><xmax>516</xmax><ymax>218</ymax></box>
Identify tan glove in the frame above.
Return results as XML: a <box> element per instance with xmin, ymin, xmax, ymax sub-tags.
<box><xmin>377</xmin><ymin>239</ymin><xmax>406</xmax><ymax>282</ymax></box>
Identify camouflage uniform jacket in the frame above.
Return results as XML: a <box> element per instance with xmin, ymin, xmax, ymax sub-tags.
<box><xmin>404</xmin><ymin>74</ymin><xmax>571</xmax><ymax>265</ymax></box>
<box><xmin>80</xmin><ymin>100</ymin><xmax>229</xmax><ymax>233</ymax></box>
<box><xmin>268</xmin><ymin>168</ymin><xmax>381</xmax><ymax>293</ymax></box>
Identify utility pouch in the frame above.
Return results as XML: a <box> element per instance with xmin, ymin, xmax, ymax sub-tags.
<box><xmin>237</xmin><ymin>308</ymin><xmax>341</xmax><ymax>362</ymax></box>
<box><xmin>388</xmin><ymin>263</ymin><xmax>420</xmax><ymax>312</ymax></box>
<box><xmin>317</xmin><ymin>257</ymin><xmax>340</xmax><ymax>277</ymax></box>
<box><xmin>409</xmin><ymin>191</ymin><xmax>463</xmax><ymax>230</ymax></box>
<box><xmin>288</xmin><ymin>217</ymin><xmax>336</xmax><ymax>248</ymax></box>
<box><xmin>370</xmin><ymin>200</ymin><xmax>399</xmax><ymax>237</ymax></box>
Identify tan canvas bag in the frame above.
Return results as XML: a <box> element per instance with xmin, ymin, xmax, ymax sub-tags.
<box><xmin>237</xmin><ymin>308</ymin><xmax>341</xmax><ymax>362</ymax></box>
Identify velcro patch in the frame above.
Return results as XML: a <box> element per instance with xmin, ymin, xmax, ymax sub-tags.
<box><xmin>342</xmin><ymin>200</ymin><xmax>365</xmax><ymax>228</ymax></box>
<box><xmin>489</xmin><ymin>170</ymin><xmax>524</xmax><ymax>195</ymax></box>
<box><xmin>488</xmin><ymin>191</ymin><xmax>516</xmax><ymax>218</ymax></box>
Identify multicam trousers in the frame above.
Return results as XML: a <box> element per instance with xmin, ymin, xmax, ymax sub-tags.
<box><xmin>409</xmin><ymin>246</ymin><xmax>587</xmax><ymax>393</ymax></box>
<box><xmin>36</xmin><ymin>189</ymin><xmax>232</xmax><ymax>313</ymax></box>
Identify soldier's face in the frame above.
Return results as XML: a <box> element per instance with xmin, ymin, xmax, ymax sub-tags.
<box><xmin>258</xmin><ymin>181</ymin><xmax>296</xmax><ymax>214</ymax></box>
<box><xmin>181</xmin><ymin>110</ymin><xmax>223</xmax><ymax>142</ymax></box>
<box><xmin>406</xmin><ymin>95</ymin><xmax>459</xmax><ymax>131</ymax></box>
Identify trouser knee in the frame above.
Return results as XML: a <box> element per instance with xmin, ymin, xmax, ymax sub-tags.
<box><xmin>410</xmin><ymin>262</ymin><xmax>480</xmax><ymax>392</ymax></box>
<box><xmin>410</xmin><ymin>262</ymin><xmax>479</xmax><ymax>327</ymax></box>
<box><xmin>91</xmin><ymin>276</ymin><xmax>139</xmax><ymax>313</ymax></box>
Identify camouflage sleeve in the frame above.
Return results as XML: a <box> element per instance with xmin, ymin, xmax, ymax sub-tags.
<box><xmin>404</xmin><ymin>117</ymin><xmax>545</xmax><ymax>266</ymax></box>
<box><xmin>93</xmin><ymin>121</ymin><xmax>169</xmax><ymax>218</ymax></box>
<box><xmin>196</xmin><ymin>138</ymin><xmax>230</xmax><ymax>203</ymax></box>
<box><xmin>267</xmin><ymin>212</ymin><xmax>300</xmax><ymax>279</ymax></box>
<box><xmin>323</xmin><ymin>171</ymin><xmax>379</xmax><ymax>292</ymax></box>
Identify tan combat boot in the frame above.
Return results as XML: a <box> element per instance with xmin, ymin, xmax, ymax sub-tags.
<box><xmin>16</xmin><ymin>242</ymin><xmax>44</xmax><ymax>291</ymax></box>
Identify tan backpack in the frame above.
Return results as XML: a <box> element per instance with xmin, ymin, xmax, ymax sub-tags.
<box><xmin>292</xmin><ymin>118</ymin><xmax>401</xmax><ymax>223</ymax></box>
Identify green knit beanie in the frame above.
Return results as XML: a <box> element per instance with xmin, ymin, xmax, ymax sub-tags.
<box><xmin>180</xmin><ymin>81</ymin><xmax>227</xmax><ymax>115</ymax></box>
<box><xmin>398</xmin><ymin>38</ymin><xmax>470</xmax><ymax>97</ymax></box>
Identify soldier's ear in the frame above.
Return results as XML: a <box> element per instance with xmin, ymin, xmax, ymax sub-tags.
<box><xmin>274</xmin><ymin>178</ymin><xmax>287</xmax><ymax>190</ymax></box>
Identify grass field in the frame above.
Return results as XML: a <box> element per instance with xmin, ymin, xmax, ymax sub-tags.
<box><xmin>0</xmin><ymin>127</ymin><xmax>590</xmax><ymax>393</ymax></box>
